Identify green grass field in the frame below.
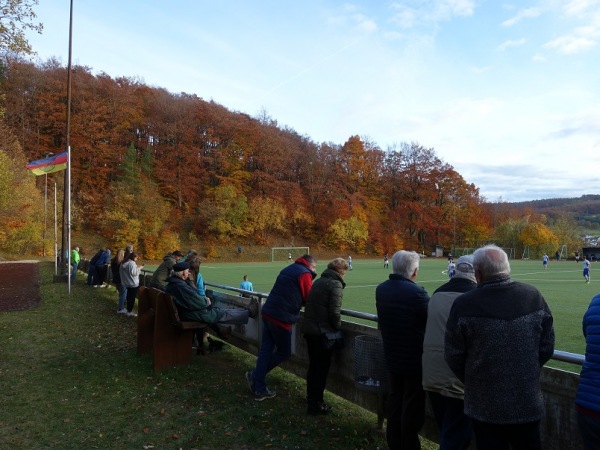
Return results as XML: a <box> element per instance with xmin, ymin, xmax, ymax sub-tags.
<box><xmin>150</xmin><ymin>257</ymin><xmax>596</xmax><ymax>358</ymax></box>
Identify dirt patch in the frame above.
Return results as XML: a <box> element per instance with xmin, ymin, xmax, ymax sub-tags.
<box><xmin>0</xmin><ymin>262</ymin><xmax>41</xmax><ymax>312</ymax></box>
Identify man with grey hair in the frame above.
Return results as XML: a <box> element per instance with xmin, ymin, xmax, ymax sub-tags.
<box><xmin>423</xmin><ymin>255</ymin><xmax>477</xmax><ymax>450</ymax></box>
<box><xmin>376</xmin><ymin>250</ymin><xmax>430</xmax><ymax>450</ymax></box>
<box><xmin>445</xmin><ymin>244</ymin><xmax>555</xmax><ymax>450</ymax></box>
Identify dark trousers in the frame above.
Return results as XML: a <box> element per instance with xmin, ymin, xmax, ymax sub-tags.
<box><xmin>578</xmin><ymin>409</ymin><xmax>600</xmax><ymax>450</ymax></box>
<box><xmin>304</xmin><ymin>334</ymin><xmax>333</xmax><ymax>403</ymax></box>
<box><xmin>427</xmin><ymin>391</ymin><xmax>472</xmax><ymax>450</ymax></box>
<box><xmin>86</xmin><ymin>264</ymin><xmax>96</xmax><ymax>285</ymax></box>
<box><xmin>472</xmin><ymin>419</ymin><xmax>541</xmax><ymax>450</ymax></box>
<box><xmin>386</xmin><ymin>372</ymin><xmax>425</xmax><ymax>450</ymax></box>
<box><xmin>126</xmin><ymin>286</ymin><xmax>139</xmax><ymax>312</ymax></box>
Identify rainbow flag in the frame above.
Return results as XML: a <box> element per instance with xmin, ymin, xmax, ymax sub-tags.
<box><xmin>26</xmin><ymin>151</ymin><xmax>67</xmax><ymax>175</ymax></box>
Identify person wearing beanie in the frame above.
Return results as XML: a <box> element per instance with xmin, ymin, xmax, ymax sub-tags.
<box><xmin>165</xmin><ymin>261</ymin><xmax>255</xmax><ymax>335</ymax></box>
<box><xmin>422</xmin><ymin>255</ymin><xmax>477</xmax><ymax>450</ymax></box>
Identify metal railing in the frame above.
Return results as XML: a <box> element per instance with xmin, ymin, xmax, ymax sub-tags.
<box><xmin>203</xmin><ymin>281</ymin><xmax>584</xmax><ymax>366</ymax></box>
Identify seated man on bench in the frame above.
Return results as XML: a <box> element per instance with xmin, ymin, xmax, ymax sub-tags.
<box><xmin>166</xmin><ymin>261</ymin><xmax>257</xmax><ymax>337</ymax></box>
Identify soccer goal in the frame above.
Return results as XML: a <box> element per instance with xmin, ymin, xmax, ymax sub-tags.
<box><xmin>271</xmin><ymin>247</ymin><xmax>310</xmax><ymax>262</ymax></box>
<box><xmin>453</xmin><ymin>248</ymin><xmax>476</xmax><ymax>257</ymax></box>
<box><xmin>501</xmin><ymin>248</ymin><xmax>515</xmax><ymax>259</ymax></box>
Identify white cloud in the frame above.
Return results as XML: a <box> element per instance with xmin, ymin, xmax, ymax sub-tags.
<box><xmin>501</xmin><ymin>7</ymin><xmax>542</xmax><ymax>27</ymax></box>
<box><xmin>564</xmin><ymin>0</ymin><xmax>600</xmax><ymax>16</ymax></box>
<box><xmin>497</xmin><ymin>38</ymin><xmax>526</xmax><ymax>51</ymax></box>
<box><xmin>543</xmin><ymin>35</ymin><xmax>596</xmax><ymax>53</ymax></box>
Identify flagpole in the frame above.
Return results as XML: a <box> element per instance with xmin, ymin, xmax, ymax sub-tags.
<box><xmin>54</xmin><ymin>182</ymin><xmax>58</xmax><ymax>276</ymax></box>
<box><xmin>62</xmin><ymin>0</ymin><xmax>74</xmax><ymax>293</ymax></box>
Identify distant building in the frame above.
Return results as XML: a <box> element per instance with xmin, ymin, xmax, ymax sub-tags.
<box><xmin>582</xmin><ymin>247</ymin><xmax>600</xmax><ymax>261</ymax></box>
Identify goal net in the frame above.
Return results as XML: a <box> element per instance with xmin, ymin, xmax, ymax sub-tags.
<box><xmin>271</xmin><ymin>247</ymin><xmax>310</xmax><ymax>262</ymax></box>
<box><xmin>501</xmin><ymin>248</ymin><xmax>515</xmax><ymax>259</ymax></box>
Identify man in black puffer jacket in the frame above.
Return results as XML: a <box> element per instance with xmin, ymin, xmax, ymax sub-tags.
<box><xmin>445</xmin><ymin>244</ymin><xmax>555</xmax><ymax>450</ymax></box>
<box><xmin>376</xmin><ymin>250</ymin><xmax>430</xmax><ymax>450</ymax></box>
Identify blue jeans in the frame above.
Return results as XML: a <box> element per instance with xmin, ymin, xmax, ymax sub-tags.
<box><xmin>578</xmin><ymin>409</ymin><xmax>600</xmax><ymax>450</ymax></box>
<box><xmin>251</xmin><ymin>320</ymin><xmax>292</xmax><ymax>393</ymax></box>
<box><xmin>71</xmin><ymin>263</ymin><xmax>78</xmax><ymax>280</ymax></box>
<box><xmin>116</xmin><ymin>283</ymin><xmax>126</xmax><ymax>311</ymax></box>
<box><xmin>427</xmin><ymin>391</ymin><xmax>472</xmax><ymax>450</ymax></box>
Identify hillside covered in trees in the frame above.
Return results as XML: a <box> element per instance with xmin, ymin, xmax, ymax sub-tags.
<box><xmin>0</xmin><ymin>58</ymin><xmax>587</xmax><ymax>260</ymax></box>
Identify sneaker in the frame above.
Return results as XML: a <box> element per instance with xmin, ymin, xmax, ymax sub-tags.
<box><xmin>245</xmin><ymin>371</ymin><xmax>254</xmax><ymax>393</ymax></box>
<box><xmin>254</xmin><ymin>388</ymin><xmax>276</xmax><ymax>401</ymax></box>
<box><xmin>117</xmin><ymin>308</ymin><xmax>127</xmax><ymax>315</ymax></box>
<box><xmin>126</xmin><ymin>311</ymin><xmax>137</xmax><ymax>317</ymax></box>
<box><xmin>99</xmin><ymin>283</ymin><xmax>107</xmax><ymax>288</ymax></box>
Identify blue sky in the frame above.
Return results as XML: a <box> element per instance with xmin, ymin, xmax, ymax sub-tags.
<box><xmin>25</xmin><ymin>1</ymin><xmax>600</xmax><ymax>202</ymax></box>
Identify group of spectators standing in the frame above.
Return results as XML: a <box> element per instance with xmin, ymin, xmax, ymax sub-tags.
<box><xmin>375</xmin><ymin>244</ymin><xmax>600</xmax><ymax>450</ymax></box>
<box><xmin>70</xmin><ymin>244</ymin><xmax>145</xmax><ymax>317</ymax></box>
<box><xmin>70</xmin><ymin>243</ymin><xmax>600</xmax><ymax>449</ymax></box>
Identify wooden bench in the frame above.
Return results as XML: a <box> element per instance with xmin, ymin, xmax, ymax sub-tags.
<box><xmin>136</xmin><ymin>286</ymin><xmax>157</xmax><ymax>355</ymax></box>
<box><xmin>152</xmin><ymin>290</ymin><xmax>207</xmax><ymax>372</ymax></box>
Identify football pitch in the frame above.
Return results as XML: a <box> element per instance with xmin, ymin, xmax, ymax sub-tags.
<box><xmin>152</xmin><ymin>257</ymin><xmax>596</xmax><ymax>358</ymax></box>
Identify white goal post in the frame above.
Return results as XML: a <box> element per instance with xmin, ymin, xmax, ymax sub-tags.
<box><xmin>271</xmin><ymin>247</ymin><xmax>310</xmax><ymax>262</ymax></box>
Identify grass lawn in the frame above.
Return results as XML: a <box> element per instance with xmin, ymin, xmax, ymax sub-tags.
<box><xmin>0</xmin><ymin>262</ymin><xmax>441</xmax><ymax>449</ymax></box>
<box><xmin>151</xmin><ymin>257</ymin><xmax>594</xmax><ymax>363</ymax></box>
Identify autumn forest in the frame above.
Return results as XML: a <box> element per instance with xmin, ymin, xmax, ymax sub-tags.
<box><xmin>0</xmin><ymin>58</ymin><xmax>584</xmax><ymax>259</ymax></box>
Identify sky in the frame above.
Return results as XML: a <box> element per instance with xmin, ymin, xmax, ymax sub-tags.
<box><xmin>23</xmin><ymin>0</ymin><xmax>600</xmax><ymax>202</ymax></box>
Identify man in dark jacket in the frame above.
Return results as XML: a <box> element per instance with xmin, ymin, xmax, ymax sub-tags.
<box><xmin>376</xmin><ymin>250</ymin><xmax>429</xmax><ymax>450</ymax></box>
<box><xmin>166</xmin><ymin>261</ymin><xmax>251</xmax><ymax>325</ymax></box>
<box><xmin>245</xmin><ymin>255</ymin><xmax>317</xmax><ymax>401</ymax></box>
<box><xmin>150</xmin><ymin>250</ymin><xmax>183</xmax><ymax>291</ymax></box>
<box><xmin>301</xmin><ymin>257</ymin><xmax>349</xmax><ymax>415</ymax></box>
<box><xmin>445</xmin><ymin>244</ymin><xmax>555</xmax><ymax>450</ymax></box>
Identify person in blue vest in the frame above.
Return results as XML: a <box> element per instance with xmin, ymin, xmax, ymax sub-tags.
<box><xmin>245</xmin><ymin>254</ymin><xmax>317</xmax><ymax>401</ymax></box>
<box><xmin>576</xmin><ymin>293</ymin><xmax>600</xmax><ymax>450</ymax></box>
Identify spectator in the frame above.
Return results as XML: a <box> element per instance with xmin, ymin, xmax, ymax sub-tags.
<box><xmin>119</xmin><ymin>252</ymin><xmax>144</xmax><ymax>317</ymax></box>
<box><xmin>445</xmin><ymin>244</ymin><xmax>555</xmax><ymax>450</ymax></box>
<box><xmin>182</xmin><ymin>248</ymin><xmax>197</xmax><ymax>262</ymax></box>
<box><xmin>71</xmin><ymin>246</ymin><xmax>80</xmax><ymax>281</ymax></box>
<box><xmin>124</xmin><ymin>244</ymin><xmax>134</xmax><ymax>261</ymax></box>
<box><xmin>187</xmin><ymin>255</ymin><xmax>206</xmax><ymax>297</ymax></box>
<box><xmin>245</xmin><ymin>254</ymin><xmax>317</xmax><ymax>401</ymax></box>
<box><xmin>301</xmin><ymin>257</ymin><xmax>349</xmax><ymax>415</ymax></box>
<box><xmin>422</xmin><ymin>255</ymin><xmax>477</xmax><ymax>450</ymax></box>
<box><xmin>94</xmin><ymin>248</ymin><xmax>111</xmax><ymax>287</ymax></box>
<box><xmin>86</xmin><ymin>248</ymin><xmax>103</xmax><ymax>286</ymax></box>
<box><xmin>149</xmin><ymin>250</ymin><xmax>183</xmax><ymax>291</ymax></box>
<box><xmin>576</xmin><ymin>293</ymin><xmax>600</xmax><ymax>450</ymax></box>
<box><xmin>239</xmin><ymin>275</ymin><xmax>253</xmax><ymax>297</ymax></box>
<box><xmin>166</xmin><ymin>261</ymin><xmax>254</xmax><ymax>331</ymax></box>
<box><xmin>110</xmin><ymin>249</ymin><xmax>126</xmax><ymax>314</ymax></box>
<box><xmin>376</xmin><ymin>250</ymin><xmax>430</xmax><ymax>450</ymax></box>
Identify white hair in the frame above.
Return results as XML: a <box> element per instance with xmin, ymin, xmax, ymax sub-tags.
<box><xmin>391</xmin><ymin>250</ymin><xmax>420</xmax><ymax>278</ymax></box>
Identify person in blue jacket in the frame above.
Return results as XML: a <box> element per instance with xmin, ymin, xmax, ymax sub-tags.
<box><xmin>576</xmin><ymin>293</ymin><xmax>600</xmax><ymax>450</ymax></box>
<box><xmin>245</xmin><ymin>254</ymin><xmax>317</xmax><ymax>401</ymax></box>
